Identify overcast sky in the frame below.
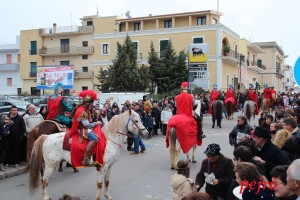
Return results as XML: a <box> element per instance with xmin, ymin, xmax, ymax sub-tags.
<box><xmin>1</xmin><ymin>0</ymin><xmax>299</xmax><ymax>65</ymax></box>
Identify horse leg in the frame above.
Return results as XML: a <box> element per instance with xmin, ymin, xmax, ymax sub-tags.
<box><xmin>104</xmin><ymin>167</ymin><xmax>112</xmax><ymax>200</ymax></box>
<box><xmin>96</xmin><ymin>166</ymin><xmax>107</xmax><ymax>200</ymax></box>
<box><xmin>169</xmin><ymin>132</ymin><xmax>176</xmax><ymax>169</ymax></box>
<box><xmin>42</xmin><ymin>164</ymin><xmax>56</xmax><ymax>200</ymax></box>
<box><xmin>58</xmin><ymin>160</ymin><xmax>63</xmax><ymax>172</ymax></box>
<box><xmin>192</xmin><ymin>145</ymin><xmax>197</xmax><ymax>163</ymax></box>
<box><xmin>174</xmin><ymin>140</ymin><xmax>181</xmax><ymax>169</ymax></box>
<box><xmin>186</xmin><ymin>151</ymin><xmax>191</xmax><ymax>162</ymax></box>
<box><xmin>212</xmin><ymin>116</ymin><xmax>215</xmax><ymax>128</ymax></box>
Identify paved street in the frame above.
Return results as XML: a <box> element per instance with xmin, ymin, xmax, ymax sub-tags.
<box><xmin>0</xmin><ymin>111</ymin><xmax>247</xmax><ymax>200</ymax></box>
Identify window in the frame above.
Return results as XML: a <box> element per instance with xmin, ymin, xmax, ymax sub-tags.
<box><xmin>193</xmin><ymin>37</ymin><xmax>203</xmax><ymax>44</ymax></box>
<box><xmin>18</xmin><ymin>54</ymin><xmax>21</xmax><ymax>63</ymax></box>
<box><xmin>82</xmin><ymin>67</ymin><xmax>88</xmax><ymax>72</ymax></box>
<box><xmin>60</xmin><ymin>39</ymin><xmax>70</xmax><ymax>53</ymax></box>
<box><xmin>30</xmin><ymin>62</ymin><xmax>37</xmax><ymax>77</ymax></box>
<box><xmin>60</xmin><ymin>61</ymin><xmax>70</xmax><ymax>66</ymax></box>
<box><xmin>212</xmin><ymin>18</ymin><xmax>218</xmax><ymax>24</ymax></box>
<box><xmin>6</xmin><ymin>54</ymin><xmax>12</xmax><ymax>64</ymax></box>
<box><xmin>31</xmin><ymin>87</ymin><xmax>40</xmax><ymax>96</ymax></box>
<box><xmin>197</xmin><ymin>17</ymin><xmax>206</xmax><ymax>25</ymax></box>
<box><xmin>82</xmin><ymin>86</ymin><xmax>88</xmax><ymax>91</ymax></box>
<box><xmin>82</xmin><ymin>55</ymin><xmax>88</xmax><ymax>60</ymax></box>
<box><xmin>134</xmin><ymin>22</ymin><xmax>141</xmax><ymax>31</ymax></box>
<box><xmin>87</xmin><ymin>21</ymin><xmax>93</xmax><ymax>26</ymax></box>
<box><xmin>82</xmin><ymin>41</ymin><xmax>88</xmax><ymax>47</ymax></box>
<box><xmin>133</xmin><ymin>42</ymin><xmax>138</xmax><ymax>54</ymax></box>
<box><xmin>7</xmin><ymin>78</ymin><xmax>12</xmax><ymax>87</ymax></box>
<box><xmin>30</xmin><ymin>41</ymin><xmax>37</xmax><ymax>55</ymax></box>
<box><xmin>160</xmin><ymin>40</ymin><xmax>169</xmax><ymax>53</ymax></box>
<box><xmin>102</xmin><ymin>43</ymin><xmax>109</xmax><ymax>55</ymax></box>
<box><xmin>164</xmin><ymin>20</ymin><xmax>172</xmax><ymax>28</ymax></box>
<box><xmin>17</xmin><ymin>88</ymin><xmax>22</xmax><ymax>95</ymax></box>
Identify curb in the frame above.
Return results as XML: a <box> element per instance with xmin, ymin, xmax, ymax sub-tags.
<box><xmin>0</xmin><ymin>165</ymin><xmax>26</xmax><ymax>180</ymax></box>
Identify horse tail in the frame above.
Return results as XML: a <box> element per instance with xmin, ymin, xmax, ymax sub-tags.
<box><xmin>29</xmin><ymin>135</ymin><xmax>47</xmax><ymax>195</ymax></box>
<box><xmin>215</xmin><ymin>101</ymin><xmax>223</xmax><ymax>120</ymax></box>
<box><xmin>245</xmin><ymin>102</ymin><xmax>252</xmax><ymax>122</ymax></box>
<box><xmin>226</xmin><ymin>101</ymin><xmax>233</xmax><ymax>118</ymax></box>
<box><xmin>25</xmin><ymin>127</ymin><xmax>39</xmax><ymax>172</ymax></box>
<box><xmin>170</xmin><ymin>127</ymin><xmax>176</xmax><ymax>149</ymax></box>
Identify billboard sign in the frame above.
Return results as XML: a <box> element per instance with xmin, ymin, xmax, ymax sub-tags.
<box><xmin>188</xmin><ymin>43</ymin><xmax>208</xmax><ymax>63</ymax></box>
<box><xmin>37</xmin><ymin>65</ymin><xmax>74</xmax><ymax>89</ymax></box>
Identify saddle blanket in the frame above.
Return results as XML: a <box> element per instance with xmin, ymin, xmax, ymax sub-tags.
<box><xmin>166</xmin><ymin>114</ymin><xmax>201</xmax><ymax>154</ymax></box>
<box><xmin>70</xmin><ymin>125</ymin><xmax>107</xmax><ymax>168</ymax></box>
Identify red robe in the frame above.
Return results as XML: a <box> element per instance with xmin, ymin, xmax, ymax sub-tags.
<box><xmin>69</xmin><ymin>105</ymin><xmax>107</xmax><ymax>167</ymax></box>
<box><xmin>46</xmin><ymin>96</ymin><xmax>63</xmax><ymax>120</ymax></box>
<box><xmin>208</xmin><ymin>90</ymin><xmax>221</xmax><ymax>114</ymax></box>
<box><xmin>247</xmin><ymin>89</ymin><xmax>259</xmax><ymax>115</ymax></box>
<box><xmin>166</xmin><ymin>92</ymin><xmax>201</xmax><ymax>153</ymax></box>
<box><xmin>224</xmin><ymin>89</ymin><xmax>235</xmax><ymax>105</ymax></box>
<box><xmin>263</xmin><ymin>88</ymin><xmax>273</xmax><ymax>100</ymax></box>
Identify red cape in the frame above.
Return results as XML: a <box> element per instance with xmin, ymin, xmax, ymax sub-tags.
<box><xmin>165</xmin><ymin>114</ymin><xmax>201</xmax><ymax>154</ymax></box>
<box><xmin>70</xmin><ymin>125</ymin><xmax>107</xmax><ymax>167</ymax></box>
<box><xmin>248</xmin><ymin>90</ymin><xmax>259</xmax><ymax>115</ymax></box>
<box><xmin>208</xmin><ymin>90</ymin><xmax>221</xmax><ymax>114</ymax></box>
<box><xmin>70</xmin><ymin>105</ymin><xmax>85</xmax><ymax>137</ymax></box>
<box><xmin>263</xmin><ymin>89</ymin><xmax>273</xmax><ymax>100</ymax></box>
<box><xmin>224</xmin><ymin>89</ymin><xmax>235</xmax><ymax>105</ymax></box>
<box><xmin>47</xmin><ymin>96</ymin><xmax>63</xmax><ymax>120</ymax></box>
<box><xmin>175</xmin><ymin>92</ymin><xmax>193</xmax><ymax>118</ymax></box>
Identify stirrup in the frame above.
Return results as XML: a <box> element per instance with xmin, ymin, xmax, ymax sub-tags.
<box><xmin>82</xmin><ymin>156</ymin><xmax>91</xmax><ymax>166</ymax></box>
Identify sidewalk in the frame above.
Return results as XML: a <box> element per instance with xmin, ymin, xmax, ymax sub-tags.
<box><xmin>0</xmin><ymin>163</ymin><xmax>27</xmax><ymax>180</ymax></box>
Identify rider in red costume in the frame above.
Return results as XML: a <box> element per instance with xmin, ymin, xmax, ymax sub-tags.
<box><xmin>246</xmin><ymin>83</ymin><xmax>259</xmax><ymax>115</ymax></box>
<box><xmin>176</xmin><ymin>82</ymin><xmax>193</xmax><ymax>118</ymax></box>
<box><xmin>208</xmin><ymin>84</ymin><xmax>223</xmax><ymax>114</ymax></box>
<box><xmin>263</xmin><ymin>83</ymin><xmax>274</xmax><ymax>104</ymax></box>
<box><xmin>224</xmin><ymin>84</ymin><xmax>235</xmax><ymax>106</ymax></box>
<box><xmin>69</xmin><ymin>90</ymin><xmax>102</xmax><ymax>166</ymax></box>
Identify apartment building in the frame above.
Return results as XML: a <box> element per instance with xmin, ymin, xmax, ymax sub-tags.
<box><xmin>283</xmin><ymin>65</ymin><xmax>296</xmax><ymax>92</ymax></box>
<box><xmin>20</xmin><ymin>10</ymin><xmax>242</xmax><ymax>95</ymax></box>
<box><xmin>238</xmin><ymin>38</ymin><xmax>266</xmax><ymax>91</ymax></box>
<box><xmin>0</xmin><ymin>36</ymin><xmax>22</xmax><ymax>95</ymax></box>
<box><xmin>253</xmin><ymin>41</ymin><xmax>286</xmax><ymax>91</ymax></box>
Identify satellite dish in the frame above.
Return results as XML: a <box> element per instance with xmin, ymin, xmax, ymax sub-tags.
<box><xmin>125</xmin><ymin>11</ymin><xmax>132</xmax><ymax>18</ymax></box>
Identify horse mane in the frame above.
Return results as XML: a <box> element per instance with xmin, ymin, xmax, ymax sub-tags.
<box><xmin>102</xmin><ymin>110</ymin><xmax>130</xmax><ymax>137</ymax></box>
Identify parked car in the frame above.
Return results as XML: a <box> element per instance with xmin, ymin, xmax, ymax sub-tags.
<box><xmin>0</xmin><ymin>99</ymin><xmax>28</xmax><ymax>110</ymax></box>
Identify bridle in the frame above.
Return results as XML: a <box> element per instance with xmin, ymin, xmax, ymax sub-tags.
<box><xmin>109</xmin><ymin>115</ymin><xmax>146</xmax><ymax>147</ymax></box>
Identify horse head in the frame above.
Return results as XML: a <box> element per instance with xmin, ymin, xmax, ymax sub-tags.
<box><xmin>127</xmin><ymin>109</ymin><xmax>149</xmax><ymax>137</ymax></box>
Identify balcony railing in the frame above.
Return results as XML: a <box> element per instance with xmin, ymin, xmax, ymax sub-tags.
<box><xmin>39</xmin><ymin>46</ymin><xmax>94</xmax><ymax>56</ymax></box>
<box><xmin>0</xmin><ymin>63</ymin><xmax>19</xmax><ymax>71</ymax></box>
<box><xmin>276</xmin><ymin>69</ymin><xmax>284</xmax><ymax>77</ymax></box>
<box><xmin>39</xmin><ymin>25</ymin><xmax>94</xmax><ymax>36</ymax></box>
<box><xmin>74</xmin><ymin>70</ymin><xmax>94</xmax><ymax>79</ymax></box>
<box><xmin>29</xmin><ymin>71</ymin><xmax>37</xmax><ymax>77</ymax></box>
<box><xmin>29</xmin><ymin>49</ymin><xmax>37</xmax><ymax>55</ymax></box>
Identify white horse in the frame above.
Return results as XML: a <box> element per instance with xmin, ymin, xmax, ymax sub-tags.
<box><xmin>243</xmin><ymin>100</ymin><xmax>256</xmax><ymax>126</ymax></box>
<box><xmin>29</xmin><ymin>109</ymin><xmax>148</xmax><ymax>200</ymax></box>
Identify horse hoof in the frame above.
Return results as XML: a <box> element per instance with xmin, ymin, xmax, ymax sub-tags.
<box><xmin>219</xmin><ymin>126</ymin><xmax>222</xmax><ymax>128</ymax></box>
<box><xmin>58</xmin><ymin>168</ymin><xmax>63</xmax><ymax>172</ymax></box>
<box><xmin>202</xmin><ymin>135</ymin><xmax>206</xmax><ymax>138</ymax></box>
<box><xmin>188</xmin><ymin>159</ymin><xmax>192</xmax><ymax>163</ymax></box>
<box><xmin>192</xmin><ymin>160</ymin><xmax>197</xmax><ymax>163</ymax></box>
<box><xmin>73</xmin><ymin>169</ymin><xmax>79</xmax><ymax>173</ymax></box>
<box><xmin>212</xmin><ymin>125</ymin><xmax>214</xmax><ymax>128</ymax></box>
<box><xmin>171</xmin><ymin>167</ymin><xmax>175</xmax><ymax>170</ymax></box>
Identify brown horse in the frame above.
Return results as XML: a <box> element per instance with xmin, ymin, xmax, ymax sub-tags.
<box><xmin>26</xmin><ymin>120</ymin><xmax>77</xmax><ymax>173</ymax></box>
<box><xmin>225</xmin><ymin>101</ymin><xmax>234</xmax><ymax>120</ymax></box>
<box><xmin>212</xmin><ymin>100</ymin><xmax>223</xmax><ymax>128</ymax></box>
<box><xmin>261</xmin><ymin>98</ymin><xmax>273</xmax><ymax>114</ymax></box>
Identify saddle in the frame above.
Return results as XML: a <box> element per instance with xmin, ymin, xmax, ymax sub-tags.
<box><xmin>44</xmin><ymin>119</ymin><xmax>69</xmax><ymax>132</ymax></box>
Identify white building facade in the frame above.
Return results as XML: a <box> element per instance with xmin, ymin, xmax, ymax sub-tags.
<box><xmin>0</xmin><ymin>36</ymin><xmax>23</xmax><ymax>95</ymax></box>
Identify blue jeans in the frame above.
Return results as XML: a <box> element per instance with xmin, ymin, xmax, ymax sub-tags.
<box><xmin>133</xmin><ymin>136</ymin><xmax>145</xmax><ymax>153</ymax></box>
<box><xmin>88</xmin><ymin>131</ymin><xmax>98</xmax><ymax>142</ymax></box>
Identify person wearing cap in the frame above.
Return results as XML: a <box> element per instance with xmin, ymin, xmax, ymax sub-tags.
<box><xmin>208</xmin><ymin>84</ymin><xmax>223</xmax><ymax>114</ymax></box>
<box><xmin>69</xmin><ymin>90</ymin><xmax>102</xmax><ymax>166</ymax></box>
<box><xmin>246</xmin><ymin>83</ymin><xmax>259</xmax><ymax>115</ymax></box>
<box><xmin>47</xmin><ymin>82</ymin><xmax>73</xmax><ymax>127</ymax></box>
<box><xmin>195</xmin><ymin>143</ymin><xmax>234</xmax><ymax>199</ymax></box>
<box><xmin>252</xmin><ymin>126</ymin><xmax>288</xmax><ymax>180</ymax></box>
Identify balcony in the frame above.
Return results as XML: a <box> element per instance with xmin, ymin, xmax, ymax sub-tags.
<box><xmin>222</xmin><ymin>49</ymin><xmax>239</xmax><ymax>65</ymax></box>
<box><xmin>39</xmin><ymin>25</ymin><xmax>94</xmax><ymax>36</ymax></box>
<box><xmin>276</xmin><ymin>69</ymin><xmax>284</xmax><ymax>78</ymax></box>
<box><xmin>0</xmin><ymin>63</ymin><xmax>19</xmax><ymax>71</ymax></box>
<box><xmin>29</xmin><ymin>71</ymin><xmax>37</xmax><ymax>77</ymax></box>
<box><xmin>39</xmin><ymin>46</ymin><xmax>94</xmax><ymax>56</ymax></box>
<box><xmin>74</xmin><ymin>70</ymin><xmax>94</xmax><ymax>79</ymax></box>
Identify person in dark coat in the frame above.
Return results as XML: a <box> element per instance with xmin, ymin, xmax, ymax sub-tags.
<box><xmin>151</xmin><ymin>103</ymin><xmax>160</xmax><ymax>136</ymax></box>
<box><xmin>6</xmin><ymin>105</ymin><xmax>26</xmax><ymax>167</ymax></box>
<box><xmin>39</xmin><ymin>106</ymin><xmax>48</xmax><ymax>120</ymax></box>
<box><xmin>0</xmin><ymin>116</ymin><xmax>13</xmax><ymax>171</ymax></box>
<box><xmin>229</xmin><ymin>115</ymin><xmax>253</xmax><ymax>146</ymax></box>
<box><xmin>195</xmin><ymin>143</ymin><xmax>234</xmax><ymax>200</ymax></box>
<box><xmin>252</xmin><ymin>126</ymin><xmax>289</xmax><ymax>181</ymax></box>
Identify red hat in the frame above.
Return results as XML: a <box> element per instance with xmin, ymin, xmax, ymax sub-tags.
<box><xmin>181</xmin><ymin>82</ymin><xmax>188</xmax><ymax>91</ymax></box>
<box><xmin>79</xmin><ymin>90</ymin><xmax>97</xmax><ymax>103</ymax></box>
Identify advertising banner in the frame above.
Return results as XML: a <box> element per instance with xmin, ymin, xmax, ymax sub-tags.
<box><xmin>188</xmin><ymin>44</ymin><xmax>208</xmax><ymax>63</ymax></box>
<box><xmin>37</xmin><ymin>65</ymin><xmax>74</xmax><ymax>89</ymax></box>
